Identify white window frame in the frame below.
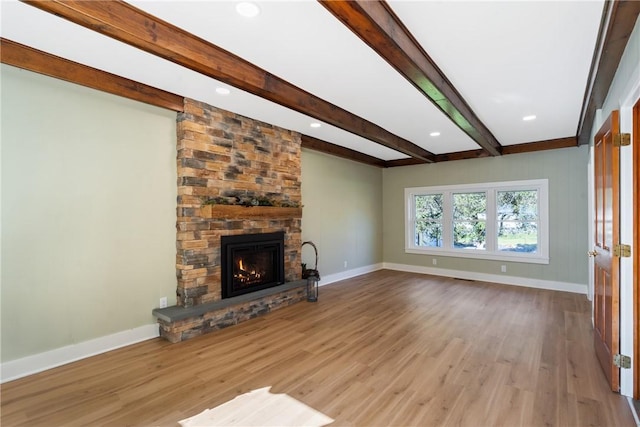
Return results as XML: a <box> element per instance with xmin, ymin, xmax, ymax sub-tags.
<box><xmin>405</xmin><ymin>179</ymin><xmax>549</xmax><ymax>264</ymax></box>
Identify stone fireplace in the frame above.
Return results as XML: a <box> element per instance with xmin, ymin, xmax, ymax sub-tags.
<box><xmin>152</xmin><ymin>98</ymin><xmax>306</xmax><ymax>343</ymax></box>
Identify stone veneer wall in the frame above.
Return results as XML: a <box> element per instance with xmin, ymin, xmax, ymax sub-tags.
<box><xmin>160</xmin><ymin>98</ymin><xmax>304</xmax><ymax>342</ymax></box>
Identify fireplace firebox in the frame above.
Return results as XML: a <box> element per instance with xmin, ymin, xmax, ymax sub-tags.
<box><xmin>221</xmin><ymin>232</ymin><xmax>285</xmax><ymax>299</ymax></box>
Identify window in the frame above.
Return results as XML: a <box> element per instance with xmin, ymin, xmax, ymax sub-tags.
<box><xmin>405</xmin><ymin>180</ymin><xmax>548</xmax><ymax>264</ymax></box>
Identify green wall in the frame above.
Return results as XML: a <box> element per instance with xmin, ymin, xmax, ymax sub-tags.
<box><xmin>301</xmin><ymin>149</ymin><xmax>383</xmax><ymax>276</ymax></box>
<box><xmin>1</xmin><ymin>65</ymin><xmax>178</xmax><ymax>362</ymax></box>
<box><xmin>383</xmin><ymin>147</ymin><xmax>589</xmax><ymax>285</ymax></box>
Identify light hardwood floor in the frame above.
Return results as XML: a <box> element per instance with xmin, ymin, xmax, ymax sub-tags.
<box><xmin>1</xmin><ymin>270</ymin><xmax>635</xmax><ymax>426</ymax></box>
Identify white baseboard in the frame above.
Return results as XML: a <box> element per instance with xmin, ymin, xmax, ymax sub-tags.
<box><xmin>383</xmin><ymin>262</ymin><xmax>588</xmax><ymax>295</ymax></box>
<box><xmin>1</xmin><ymin>264</ymin><xmax>585</xmax><ymax>383</ymax></box>
<box><xmin>318</xmin><ymin>263</ymin><xmax>384</xmax><ymax>287</ymax></box>
<box><xmin>1</xmin><ymin>323</ymin><xmax>159</xmax><ymax>384</ymax></box>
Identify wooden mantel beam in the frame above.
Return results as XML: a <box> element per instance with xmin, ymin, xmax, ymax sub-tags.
<box><xmin>319</xmin><ymin>0</ymin><xmax>502</xmax><ymax>157</ymax></box>
<box><xmin>21</xmin><ymin>0</ymin><xmax>435</xmax><ymax>163</ymax></box>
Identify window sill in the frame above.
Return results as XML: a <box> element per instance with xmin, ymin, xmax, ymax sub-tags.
<box><xmin>405</xmin><ymin>247</ymin><xmax>549</xmax><ymax>265</ymax></box>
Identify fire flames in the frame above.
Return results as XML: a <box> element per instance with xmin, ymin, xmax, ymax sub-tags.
<box><xmin>234</xmin><ymin>257</ymin><xmax>264</xmax><ymax>286</ymax></box>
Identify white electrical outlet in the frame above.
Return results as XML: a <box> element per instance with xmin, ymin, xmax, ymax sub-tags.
<box><xmin>159</xmin><ymin>297</ymin><xmax>168</xmax><ymax>308</ymax></box>
<box><xmin>432</xmin><ymin>258</ymin><xmax>437</xmax><ymax>265</ymax></box>
<box><xmin>501</xmin><ymin>265</ymin><xmax>507</xmax><ymax>273</ymax></box>
<box><xmin>344</xmin><ymin>261</ymin><xmax>348</xmax><ymax>268</ymax></box>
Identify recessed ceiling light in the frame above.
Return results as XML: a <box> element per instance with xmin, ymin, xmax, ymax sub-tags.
<box><xmin>215</xmin><ymin>87</ymin><xmax>230</xmax><ymax>95</ymax></box>
<box><xmin>430</xmin><ymin>132</ymin><xmax>441</xmax><ymax>137</ymax></box>
<box><xmin>310</xmin><ymin>123</ymin><xmax>321</xmax><ymax>128</ymax></box>
<box><xmin>236</xmin><ymin>2</ymin><xmax>260</xmax><ymax>18</ymax></box>
<box><xmin>522</xmin><ymin>115</ymin><xmax>537</xmax><ymax>121</ymax></box>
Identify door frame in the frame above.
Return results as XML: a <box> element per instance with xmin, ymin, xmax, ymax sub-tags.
<box><xmin>618</xmin><ymin>66</ymin><xmax>640</xmax><ymax>398</ymax></box>
<box><xmin>633</xmin><ymin>97</ymin><xmax>639</xmax><ymax>400</ymax></box>
<box><xmin>589</xmin><ymin>63</ymin><xmax>639</xmax><ymax>398</ymax></box>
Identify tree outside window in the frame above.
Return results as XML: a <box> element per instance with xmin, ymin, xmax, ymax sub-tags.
<box><xmin>497</xmin><ymin>190</ymin><xmax>538</xmax><ymax>253</ymax></box>
<box><xmin>414</xmin><ymin>194</ymin><xmax>443</xmax><ymax>247</ymax></box>
<box><xmin>453</xmin><ymin>192</ymin><xmax>486</xmax><ymax>250</ymax></box>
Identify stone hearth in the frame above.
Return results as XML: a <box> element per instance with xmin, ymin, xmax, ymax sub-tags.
<box><xmin>153</xmin><ymin>98</ymin><xmax>305</xmax><ymax>343</ymax></box>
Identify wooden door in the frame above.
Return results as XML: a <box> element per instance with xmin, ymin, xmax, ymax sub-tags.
<box><xmin>592</xmin><ymin>110</ymin><xmax>621</xmax><ymax>392</ymax></box>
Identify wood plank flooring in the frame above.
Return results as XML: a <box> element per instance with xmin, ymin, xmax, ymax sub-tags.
<box><xmin>1</xmin><ymin>270</ymin><xmax>635</xmax><ymax>426</ymax></box>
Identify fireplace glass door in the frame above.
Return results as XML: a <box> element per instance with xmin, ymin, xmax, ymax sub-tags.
<box><xmin>221</xmin><ymin>232</ymin><xmax>285</xmax><ymax>299</ymax></box>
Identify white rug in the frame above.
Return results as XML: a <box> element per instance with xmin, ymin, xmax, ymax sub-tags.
<box><xmin>179</xmin><ymin>386</ymin><xmax>334</xmax><ymax>427</ymax></box>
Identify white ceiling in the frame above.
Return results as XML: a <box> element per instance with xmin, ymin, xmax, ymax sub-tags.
<box><xmin>0</xmin><ymin>0</ymin><xmax>605</xmax><ymax>161</ymax></box>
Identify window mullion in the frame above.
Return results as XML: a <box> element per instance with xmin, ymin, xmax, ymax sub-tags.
<box><xmin>485</xmin><ymin>189</ymin><xmax>496</xmax><ymax>252</ymax></box>
<box><xmin>406</xmin><ymin>192</ymin><xmax>414</xmax><ymax>249</ymax></box>
<box><xmin>411</xmin><ymin>194</ymin><xmax>418</xmax><ymax>249</ymax></box>
<box><xmin>443</xmin><ymin>191</ymin><xmax>453</xmax><ymax>249</ymax></box>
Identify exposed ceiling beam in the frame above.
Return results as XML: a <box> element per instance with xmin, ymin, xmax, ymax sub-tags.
<box><xmin>0</xmin><ymin>38</ymin><xmax>184</xmax><ymax>112</ymax></box>
<box><xmin>577</xmin><ymin>0</ymin><xmax>640</xmax><ymax>145</ymax></box>
<box><xmin>301</xmin><ymin>135</ymin><xmax>387</xmax><ymax>168</ymax></box>
<box><xmin>385</xmin><ymin>136</ymin><xmax>578</xmax><ymax>167</ymax></box>
<box><xmin>319</xmin><ymin>0</ymin><xmax>503</xmax><ymax>157</ymax></box>
<box><xmin>433</xmin><ymin>136</ymin><xmax>577</xmax><ymax>161</ymax></box>
<box><xmin>502</xmin><ymin>136</ymin><xmax>577</xmax><ymax>155</ymax></box>
<box><xmin>384</xmin><ymin>158</ymin><xmax>428</xmax><ymax>168</ymax></box>
<box><xmin>22</xmin><ymin>0</ymin><xmax>435</xmax><ymax>163</ymax></box>
<box><xmin>435</xmin><ymin>150</ymin><xmax>489</xmax><ymax>163</ymax></box>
